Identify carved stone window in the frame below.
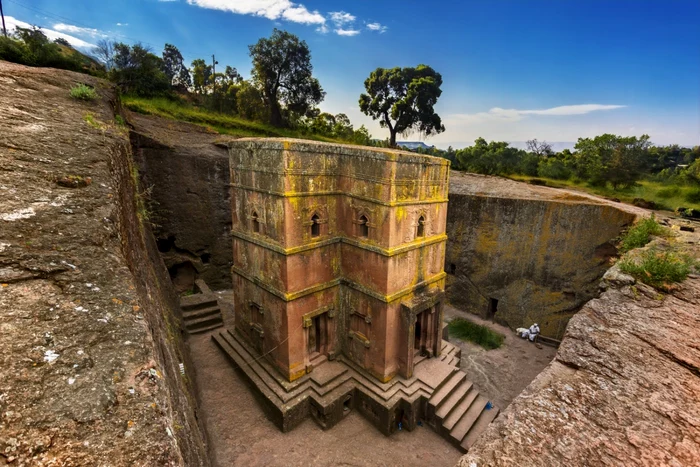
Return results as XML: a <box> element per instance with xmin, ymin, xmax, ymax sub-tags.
<box><xmin>358</xmin><ymin>215</ymin><xmax>369</xmax><ymax>238</ymax></box>
<box><xmin>417</xmin><ymin>215</ymin><xmax>425</xmax><ymax>238</ymax></box>
<box><xmin>251</xmin><ymin>211</ymin><xmax>260</xmax><ymax>233</ymax></box>
<box><xmin>250</xmin><ymin>302</ymin><xmax>263</xmax><ymax>326</ymax></box>
<box><xmin>311</xmin><ymin>213</ymin><xmax>321</xmax><ymax>238</ymax></box>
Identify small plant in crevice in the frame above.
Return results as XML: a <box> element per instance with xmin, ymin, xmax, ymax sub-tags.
<box><xmin>618</xmin><ymin>215</ymin><xmax>670</xmax><ymax>253</ymax></box>
<box><xmin>70</xmin><ymin>83</ymin><xmax>97</xmax><ymax>101</ymax></box>
<box><xmin>619</xmin><ymin>248</ymin><xmax>696</xmax><ymax>291</ymax></box>
<box><xmin>447</xmin><ymin>318</ymin><xmax>505</xmax><ymax>350</ymax></box>
<box><xmin>83</xmin><ymin>112</ymin><xmax>105</xmax><ymax>130</ymax></box>
<box><xmin>115</xmin><ymin>114</ymin><xmax>126</xmax><ymax>126</ymax></box>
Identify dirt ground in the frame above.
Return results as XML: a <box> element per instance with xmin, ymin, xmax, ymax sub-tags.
<box><xmin>188</xmin><ymin>331</ymin><xmax>462</xmax><ymax>467</ymax></box>
<box><xmin>443</xmin><ymin>305</ymin><xmax>557</xmax><ymax>410</ymax></box>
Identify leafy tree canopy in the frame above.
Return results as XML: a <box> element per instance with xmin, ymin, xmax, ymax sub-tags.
<box><xmin>359</xmin><ymin>64</ymin><xmax>445</xmax><ymax>146</ymax></box>
<box><xmin>110</xmin><ymin>43</ymin><xmax>169</xmax><ymax>96</ymax></box>
<box><xmin>162</xmin><ymin>43</ymin><xmax>191</xmax><ymax>91</ymax></box>
<box><xmin>249</xmin><ymin>29</ymin><xmax>325</xmax><ymax>127</ymax></box>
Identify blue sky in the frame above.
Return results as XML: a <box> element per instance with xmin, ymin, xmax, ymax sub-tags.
<box><xmin>5</xmin><ymin>0</ymin><xmax>699</xmax><ymax>148</ymax></box>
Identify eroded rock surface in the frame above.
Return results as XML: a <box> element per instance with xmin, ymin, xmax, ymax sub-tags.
<box><xmin>459</xmin><ymin>273</ymin><xmax>700</xmax><ymax>466</ymax></box>
<box><xmin>446</xmin><ymin>172</ymin><xmax>645</xmax><ymax>338</ymax></box>
<box><xmin>0</xmin><ymin>62</ymin><xmax>208</xmax><ymax>465</ymax></box>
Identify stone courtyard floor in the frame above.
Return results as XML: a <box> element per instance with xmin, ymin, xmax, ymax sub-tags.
<box><xmin>187</xmin><ymin>293</ymin><xmax>557</xmax><ymax>466</ymax></box>
<box><xmin>443</xmin><ymin>305</ymin><xmax>557</xmax><ymax>410</ymax></box>
<box><xmin>188</xmin><ymin>330</ymin><xmax>461</xmax><ymax>467</ymax></box>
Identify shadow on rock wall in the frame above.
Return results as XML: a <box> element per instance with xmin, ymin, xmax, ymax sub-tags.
<box><xmin>445</xmin><ymin>193</ymin><xmax>636</xmax><ymax>339</ymax></box>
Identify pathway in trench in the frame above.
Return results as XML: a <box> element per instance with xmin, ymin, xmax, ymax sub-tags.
<box><xmin>443</xmin><ymin>305</ymin><xmax>557</xmax><ymax>410</ymax></box>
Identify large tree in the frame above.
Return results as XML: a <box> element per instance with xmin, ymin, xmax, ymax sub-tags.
<box><xmin>111</xmin><ymin>43</ymin><xmax>169</xmax><ymax>96</ymax></box>
<box><xmin>190</xmin><ymin>58</ymin><xmax>212</xmax><ymax>94</ymax></box>
<box><xmin>359</xmin><ymin>64</ymin><xmax>445</xmax><ymax>147</ymax></box>
<box><xmin>574</xmin><ymin>134</ymin><xmax>651</xmax><ymax>189</ymax></box>
<box><xmin>162</xmin><ymin>43</ymin><xmax>191</xmax><ymax>91</ymax></box>
<box><xmin>248</xmin><ymin>29</ymin><xmax>325</xmax><ymax>127</ymax></box>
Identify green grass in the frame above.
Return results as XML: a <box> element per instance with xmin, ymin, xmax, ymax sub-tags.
<box><xmin>122</xmin><ymin>95</ymin><xmax>348</xmax><ymax>143</ymax></box>
<box><xmin>619</xmin><ymin>248</ymin><xmax>696</xmax><ymax>291</ymax></box>
<box><xmin>508</xmin><ymin>175</ymin><xmax>700</xmax><ymax>212</ymax></box>
<box><xmin>447</xmin><ymin>318</ymin><xmax>505</xmax><ymax>350</ymax></box>
<box><xmin>82</xmin><ymin>112</ymin><xmax>104</xmax><ymax>130</ymax></box>
<box><xmin>618</xmin><ymin>215</ymin><xmax>670</xmax><ymax>253</ymax></box>
<box><xmin>70</xmin><ymin>83</ymin><xmax>97</xmax><ymax>101</ymax></box>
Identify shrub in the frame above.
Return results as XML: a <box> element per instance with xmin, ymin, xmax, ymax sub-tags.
<box><xmin>619</xmin><ymin>248</ymin><xmax>694</xmax><ymax>290</ymax></box>
<box><xmin>447</xmin><ymin>318</ymin><xmax>504</xmax><ymax>350</ymax></box>
<box><xmin>656</xmin><ymin>186</ymin><xmax>681</xmax><ymax>199</ymax></box>
<box><xmin>618</xmin><ymin>215</ymin><xmax>668</xmax><ymax>253</ymax></box>
<box><xmin>684</xmin><ymin>188</ymin><xmax>700</xmax><ymax>203</ymax></box>
<box><xmin>537</xmin><ymin>158</ymin><xmax>572</xmax><ymax>180</ymax></box>
<box><xmin>70</xmin><ymin>83</ymin><xmax>97</xmax><ymax>101</ymax></box>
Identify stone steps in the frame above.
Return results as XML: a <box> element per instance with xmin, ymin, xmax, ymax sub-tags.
<box><xmin>449</xmin><ymin>394</ymin><xmax>488</xmax><ymax>443</ymax></box>
<box><xmin>442</xmin><ymin>387</ymin><xmax>479</xmax><ymax>433</ymax></box>
<box><xmin>424</xmin><ymin>351</ymin><xmax>499</xmax><ymax>453</ymax></box>
<box><xmin>214</xmin><ymin>327</ymin><xmax>499</xmax><ymax>447</ymax></box>
<box><xmin>460</xmin><ymin>403</ymin><xmax>500</xmax><ymax>452</ymax></box>
<box><xmin>435</xmin><ymin>380</ymin><xmax>473</xmax><ymax>422</ymax></box>
<box><xmin>179</xmin><ymin>282</ymin><xmax>223</xmax><ymax>334</ymax></box>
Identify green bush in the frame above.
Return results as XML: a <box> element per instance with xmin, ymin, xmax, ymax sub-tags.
<box><xmin>619</xmin><ymin>215</ymin><xmax>668</xmax><ymax>252</ymax></box>
<box><xmin>656</xmin><ymin>186</ymin><xmax>681</xmax><ymax>199</ymax></box>
<box><xmin>684</xmin><ymin>188</ymin><xmax>700</xmax><ymax>203</ymax></box>
<box><xmin>619</xmin><ymin>248</ymin><xmax>694</xmax><ymax>290</ymax></box>
<box><xmin>70</xmin><ymin>84</ymin><xmax>97</xmax><ymax>101</ymax></box>
<box><xmin>447</xmin><ymin>318</ymin><xmax>504</xmax><ymax>350</ymax></box>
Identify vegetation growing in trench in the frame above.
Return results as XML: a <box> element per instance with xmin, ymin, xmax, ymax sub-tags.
<box><xmin>618</xmin><ymin>215</ymin><xmax>669</xmax><ymax>253</ymax></box>
<box><xmin>447</xmin><ymin>318</ymin><xmax>505</xmax><ymax>350</ymax></box>
<box><xmin>619</xmin><ymin>248</ymin><xmax>696</xmax><ymax>291</ymax></box>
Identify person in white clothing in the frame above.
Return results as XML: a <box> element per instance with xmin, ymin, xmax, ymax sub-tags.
<box><xmin>517</xmin><ymin>323</ymin><xmax>540</xmax><ymax>342</ymax></box>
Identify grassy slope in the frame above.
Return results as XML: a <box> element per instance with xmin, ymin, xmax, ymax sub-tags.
<box><xmin>508</xmin><ymin>175</ymin><xmax>700</xmax><ymax>212</ymax></box>
<box><xmin>122</xmin><ymin>96</ymin><xmax>348</xmax><ymax>143</ymax></box>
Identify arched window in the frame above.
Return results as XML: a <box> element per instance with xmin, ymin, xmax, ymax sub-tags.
<box><xmin>311</xmin><ymin>213</ymin><xmax>320</xmax><ymax>237</ymax></box>
<box><xmin>359</xmin><ymin>215</ymin><xmax>369</xmax><ymax>238</ymax></box>
<box><xmin>252</xmin><ymin>211</ymin><xmax>260</xmax><ymax>233</ymax></box>
<box><xmin>417</xmin><ymin>215</ymin><xmax>425</xmax><ymax>238</ymax></box>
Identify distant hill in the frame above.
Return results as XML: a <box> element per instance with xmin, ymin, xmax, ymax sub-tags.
<box><xmin>396</xmin><ymin>141</ymin><xmax>435</xmax><ymax>150</ymax></box>
<box><xmin>507</xmin><ymin>141</ymin><xmax>576</xmax><ymax>152</ymax></box>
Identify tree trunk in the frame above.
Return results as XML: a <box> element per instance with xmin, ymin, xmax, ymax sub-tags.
<box><xmin>269</xmin><ymin>99</ymin><xmax>283</xmax><ymax>128</ymax></box>
<box><xmin>390</xmin><ymin>129</ymin><xmax>397</xmax><ymax>147</ymax></box>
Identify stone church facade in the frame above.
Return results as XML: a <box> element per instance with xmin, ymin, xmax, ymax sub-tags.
<box><xmin>229</xmin><ymin>139</ymin><xmax>450</xmax><ymax>383</ymax></box>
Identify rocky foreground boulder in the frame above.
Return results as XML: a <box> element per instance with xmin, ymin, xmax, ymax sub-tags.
<box><xmin>460</xmin><ymin>262</ymin><xmax>700</xmax><ymax>466</ymax></box>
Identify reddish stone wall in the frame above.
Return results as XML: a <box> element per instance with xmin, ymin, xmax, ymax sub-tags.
<box><xmin>228</xmin><ymin>139</ymin><xmax>449</xmax><ymax>382</ymax></box>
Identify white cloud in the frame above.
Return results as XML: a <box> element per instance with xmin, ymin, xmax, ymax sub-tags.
<box><xmin>316</xmin><ymin>24</ymin><xmax>329</xmax><ymax>34</ymax></box>
<box><xmin>53</xmin><ymin>23</ymin><xmax>106</xmax><ymax>38</ymax></box>
<box><xmin>335</xmin><ymin>28</ymin><xmax>360</xmax><ymax>37</ymax></box>
<box><xmin>450</xmin><ymin>104</ymin><xmax>626</xmax><ymax>124</ymax></box>
<box><xmin>4</xmin><ymin>16</ymin><xmax>96</xmax><ymax>49</ymax></box>
<box><xmin>116</xmin><ymin>22</ymin><xmax>129</xmax><ymax>27</ymax></box>
<box><xmin>186</xmin><ymin>0</ymin><xmax>324</xmax><ymax>24</ymax></box>
<box><xmin>281</xmin><ymin>5</ymin><xmax>325</xmax><ymax>24</ymax></box>
<box><xmin>366</xmin><ymin>22</ymin><xmax>387</xmax><ymax>33</ymax></box>
<box><xmin>329</xmin><ymin>11</ymin><xmax>355</xmax><ymax>26</ymax></box>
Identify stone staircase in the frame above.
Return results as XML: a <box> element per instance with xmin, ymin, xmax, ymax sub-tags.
<box><xmin>180</xmin><ymin>279</ymin><xmax>223</xmax><ymax>334</ymax></box>
<box><xmin>212</xmin><ymin>327</ymin><xmax>499</xmax><ymax>451</ymax></box>
<box><xmin>427</xmin><ymin>370</ymin><xmax>500</xmax><ymax>452</ymax></box>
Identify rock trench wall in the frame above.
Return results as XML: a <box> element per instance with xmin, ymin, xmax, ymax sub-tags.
<box><xmin>130</xmin><ymin>119</ymin><xmax>232</xmax><ymax>292</ymax></box>
<box><xmin>0</xmin><ymin>62</ymin><xmax>208</xmax><ymax>465</ymax></box>
<box><xmin>112</xmin><ymin>134</ymin><xmax>211</xmax><ymax>465</ymax></box>
<box><xmin>445</xmin><ymin>193</ymin><xmax>636</xmax><ymax>338</ymax></box>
